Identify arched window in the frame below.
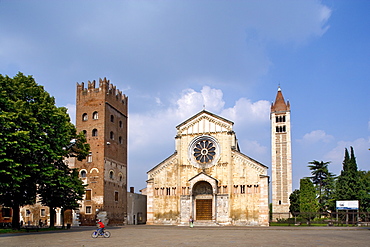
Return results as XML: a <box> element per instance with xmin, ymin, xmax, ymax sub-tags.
<box><xmin>92</xmin><ymin>129</ymin><xmax>98</xmax><ymax>137</ymax></box>
<box><xmin>92</xmin><ymin>111</ymin><xmax>98</xmax><ymax>120</ymax></box>
<box><xmin>83</xmin><ymin>130</ymin><xmax>87</xmax><ymax>137</ymax></box>
<box><xmin>109</xmin><ymin>170</ymin><xmax>114</xmax><ymax>179</ymax></box>
<box><xmin>82</xmin><ymin>113</ymin><xmax>88</xmax><ymax>121</ymax></box>
<box><xmin>110</xmin><ymin>115</ymin><xmax>114</xmax><ymax>122</ymax></box>
<box><xmin>110</xmin><ymin>131</ymin><xmax>114</xmax><ymax>140</ymax></box>
<box><xmin>80</xmin><ymin>170</ymin><xmax>87</xmax><ymax>178</ymax></box>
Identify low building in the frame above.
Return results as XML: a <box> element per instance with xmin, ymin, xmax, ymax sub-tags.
<box><xmin>127</xmin><ymin>187</ymin><xmax>147</xmax><ymax>225</ymax></box>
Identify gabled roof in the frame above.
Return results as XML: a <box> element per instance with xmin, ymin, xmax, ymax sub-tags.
<box><xmin>232</xmin><ymin>149</ymin><xmax>268</xmax><ymax>169</ymax></box>
<box><xmin>271</xmin><ymin>87</ymin><xmax>290</xmax><ymax>113</ymax></box>
<box><xmin>147</xmin><ymin>152</ymin><xmax>177</xmax><ymax>174</ymax></box>
<box><xmin>176</xmin><ymin>110</ymin><xmax>233</xmax><ymax>130</ymax></box>
<box><xmin>188</xmin><ymin>172</ymin><xmax>218</xmax><ymax>183</ymax></box>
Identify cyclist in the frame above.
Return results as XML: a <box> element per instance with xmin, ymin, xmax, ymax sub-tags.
<box><xmin>97</xmin><ymin>219</ymin><xmax>105</xmax><ymax>235</ymax></box>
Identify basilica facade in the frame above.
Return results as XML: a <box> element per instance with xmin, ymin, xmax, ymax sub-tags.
<box><xmin>146</xmin><ymin>110</ymin><xmax>269</xmax><ymax>226</ymax></box>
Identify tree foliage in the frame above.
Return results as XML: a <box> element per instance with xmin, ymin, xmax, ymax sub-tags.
<box><xmin>289</xmin><ymin>189</ymin><xmax>300</xmax><ymax>216</ymax></box>
<box><xmin>0</xmin><ymin>73</ymin><xmax>89</xmax><ymax>229</ymax></box>
<box><xmin>308</xmin><ymin>160</ymin><xmax>335</xmax><ymax>212</ymax></box>
<box><xmin>299</xmin><ymin>178</ymin><xmax>319</xmax><ymax>222</ymax></box>
<box><xmin>335</xmin><ymin>147</ymin><xmax>362</xmax><ymax>202</ymax></box>
<box><xmin>358</xmin><ymin>170</ymin><xmax>370</xmax><ymax>212</ymax></box>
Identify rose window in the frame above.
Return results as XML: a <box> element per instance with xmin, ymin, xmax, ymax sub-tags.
<box><xmin>193</xmin><ymin>139</ymin><xmax>216</xmax><ymax>164</ymax></box>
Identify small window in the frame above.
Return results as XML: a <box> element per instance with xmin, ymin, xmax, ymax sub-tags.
<box><xmin>109</xmin><ymin>170</ymin><xmax>114</xmax><ymax>179</ymax></box>
<box><xmin>110</xmin><ymin>131</ymin><xmax>114</xmax><ymax>140</ymax></box>
<box><xmin>240</xmin><ymin>185</ymin><xmax>245</xmax><ymax>194</ymax></box>
<box><xmin>119</xmin><ymin>121</ymin><xmax>122</xmax><ymax>128</ymax></box>
<box><xmin>87</xmin><ymin>152</ymin><xmax>92</xmax><ymax>163</ymax></box>
<box><xmin>81</xmin><ymin>170</ymin><xmax>87</xmax><ymax>177</ymax></box>
<box><xmin>85</xmin><ymin>190</ymin><xmax>92</xmax><ymax>200</ymax></box>
<box><xmin>119</xmin><ymin>174</ymin><xmax>123</xmax><ymax>182</ymax></box>
<box><xmin>40</xmin><ymin>209</ymin><xmax>46</xmax><ymax>217</ymax></box>
<box><xmin>92</xmin><ymin>111</ymin><xmax>98</xmax><ymax>120</ymax></box>
<box><xmin>110</xmin><ymin>115</ymin><xmax>114</xmax><ymax>122</ymax></box>
<box><xmin>119</xmin><ymin>136</ymin><xmax>122</xmax><ymax>144</ymax></box>
<box><xmin>92</xmin><ymin>129</ymin><xmax>98</xmax><ymax>137</ymax></box>
<box><xmin>82</xmin><ymin>113</ymin><xmax>88</xmax><ymax>121</ymax></box>
<box><xmin>115</xmin><ymin>191</ymin><xmax>118</xmax><ymax>202</ymax></box>
<box><xmin>279</xmin><ymin>200</ymin><xmax>281</xmax><ymax>205</ymax></box>
<box><xmin>83</xmin><ymin>130</ymin><xmax>87</xmax><ymax>137</ymax></box>
<box><xmin>2</xmin><ymin>208</ymin><xmax>11</xmax><ymax>217</ymax></box>
<box><xmin>86</xmin><ymin>206</ymin><xmax>92</xmax><ymax>214</ymax></box>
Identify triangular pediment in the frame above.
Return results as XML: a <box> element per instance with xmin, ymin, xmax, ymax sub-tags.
<box><xmin>188</xmin><ymin>172</ymin><xmax>218</xmax><ymax>183</ymax></box>
<box><xmin>176</xmin><ymin>110</ymin><xmax>233</xmax><ymax>136</ymax></box>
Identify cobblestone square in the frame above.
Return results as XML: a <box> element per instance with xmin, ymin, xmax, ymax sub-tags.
<box><xmin>1</xmin><ymin>225</ymin><xmax>370</xmax><ymax>247</ymax></box>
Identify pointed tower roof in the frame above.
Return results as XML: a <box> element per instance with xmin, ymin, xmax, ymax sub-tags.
<box><xmin>271</xmin><ymin>87</ymin><xmax>290</xmax><ymax>112</ymax></box>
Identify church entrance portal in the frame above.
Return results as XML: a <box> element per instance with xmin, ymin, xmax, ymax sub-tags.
<box><xmin>196</xmin><ymin>199</ymin><xmax>212</xmax><ymax>220</ymax></box>
<box><xmin>193</xmin><ymin>181</ymin><xmax>213</xmax><ymax>221</ymax></box>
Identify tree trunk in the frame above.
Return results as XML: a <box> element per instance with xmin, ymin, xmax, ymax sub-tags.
<box><xmin>49</xmin><ymin>207</ymin><xmax>55</xmax><ymax>227</ymax></box>
<box><xmin>11</xmin><ymin>205</ymin><xmax>20</xmax><ymax>230</ymax></box>
<box><xmin>61</xmin><ymin>208</ymin><xmax>65</xmax><ymax>229</ymax></box>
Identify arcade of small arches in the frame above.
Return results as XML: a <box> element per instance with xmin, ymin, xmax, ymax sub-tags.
<box><xmin>79</xmin><ymin>168</ymin><xmax>123</xmax><ymax>182</ymax></box>
<box><xmin>153</xmin><ymin>183</ymin><xmax>260</xmax><ymax>196</ymax></box>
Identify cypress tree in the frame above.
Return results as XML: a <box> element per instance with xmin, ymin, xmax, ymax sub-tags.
<box><xmin>336</xmin><ymin>147</ymin><xmax>362</xmax><ymax>201</ymax></box>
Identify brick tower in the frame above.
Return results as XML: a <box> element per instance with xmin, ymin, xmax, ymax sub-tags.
<box><xmin>271</xmin><ymin>87</ymin><xmax>292</xmax><ymax>220</ymax></box>
<box><xmin>75</xmin><ymin>78</ymin><xmax>128</xmax><ymax>225</ymax></box>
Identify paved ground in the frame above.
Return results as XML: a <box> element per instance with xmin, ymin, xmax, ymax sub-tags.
<box><xmin>1</xmin><ymin>225</ymin><xmax>369</xmax><ymax>247</ymax></box>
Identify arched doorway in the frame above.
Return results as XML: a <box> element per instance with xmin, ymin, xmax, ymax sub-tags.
<box><xmin>193</xmin><ymin>181</ymin><xmax>213</xmax><ymax>220</ymax></box>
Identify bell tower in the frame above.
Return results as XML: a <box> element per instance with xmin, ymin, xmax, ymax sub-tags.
<box><xmin>271</xmin><ymin>87</ymin><xmax>292</xmax><ymax>219</ymax></box>
<box><xmin>75</xmin><ymin>78</ymin><xmax>128</xmax><ymax>225</ymax></box>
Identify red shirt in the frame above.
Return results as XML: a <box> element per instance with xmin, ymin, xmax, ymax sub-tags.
<box><xmin>98</xmin><ymin>221</ymin><xmax>105</xmax><ymax>228</ymax></box>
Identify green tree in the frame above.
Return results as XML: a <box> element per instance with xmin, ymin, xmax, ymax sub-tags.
<box><xmin>0</xmin><ymin>73</ymin><xmax>88</xmax><ymax>229</ymax></box>
<box><xmin>299</xmin><ymin>178</ymin><xmax>319</xmax><ymax>223</ymax></box>
<box><xmin>289</xmin><ymin>189</ymin><xmax>300</xmax><ymax>217</ymax></box>
<box><xmin>38</xmin><ymin>132</ymin><xmax>89</xmax><ymax>227</ymax></box>
<box><xmin>336</xmin><ymin>147</ymin><xmax>362</xmax><ymax>201</ymax></box>
<box><xmin>308</xmin><ymin>160</ymin><xmax>335</xmax><ymax>212</ymax></box>
<box><xmin>358</xmin><ymin>170</ymin><xmax>370</xmax><ymax>213</ymax></box>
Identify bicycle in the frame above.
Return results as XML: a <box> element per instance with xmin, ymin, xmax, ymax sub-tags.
<box><xmin>91</xmin><ymin>228</ymin><xmax>111</xmax><ymax>238</ymax></box>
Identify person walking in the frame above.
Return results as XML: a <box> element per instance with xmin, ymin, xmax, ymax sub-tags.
<box><xmin>189</xmin><ymin>216</ymin><xmax>194</xmax><ymax>228</ymax></box>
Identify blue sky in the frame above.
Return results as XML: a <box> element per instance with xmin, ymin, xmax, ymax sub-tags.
<box><xmin>1</xmin><ymin>0</ymin><xmax>369</xmax><ymax>192</ymax></box>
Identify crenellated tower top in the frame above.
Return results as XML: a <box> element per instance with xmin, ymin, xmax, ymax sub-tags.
<box><xmin>76</xmin><ymin>78</ymin><xmax>128</xmax><ymax>113</ymax></box>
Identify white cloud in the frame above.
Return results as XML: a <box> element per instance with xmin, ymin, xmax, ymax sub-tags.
<box><xmin>129</xmin><ymin>86</ymin><xmax>270</xmax><ymax>155</ymax></box>
<box><xmin>238</xmin><ymin>139</ymin><xmax>268</xmax><ymax>159</ymax></box>
<box><xmin>298</xmin><ymin>130</ymin><xmax>334</xmax><ymax>144</ymax></box>
<box><xmin>221</xmin><ymin>98</ymin><xmax>270</xmax><ymax>126</ymax></box>
<box><xmin>324</xmin><ymin>138</ymin><xmax>370</xmax><ymax>170</ymax></box>
<box><xmin>66</xmin><ymin>104</ymin><xmax>76</xmax><ymax>125</ymax></box>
